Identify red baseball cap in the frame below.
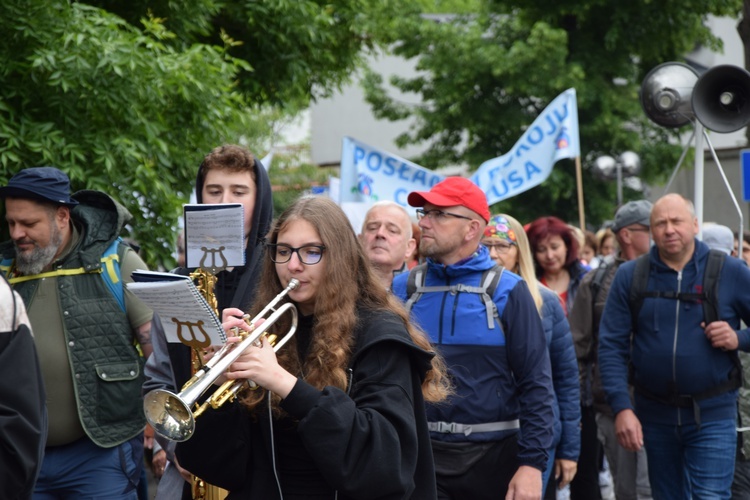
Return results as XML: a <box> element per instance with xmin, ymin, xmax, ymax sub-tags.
<box><xmin>408</xmin><ymin>177</ymin><xmax>490</xmax><ymax>222</ymax></box>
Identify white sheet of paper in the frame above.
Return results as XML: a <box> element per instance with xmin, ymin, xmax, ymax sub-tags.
<box><xmin>127</xmin><ymin>271</ymin><xmax>226</xmax><ymax>346</ymax></box>
<box><xmin>183</xmin><ymin>203</ymin><xmax>245</xmax><ymax>270</ymax></box>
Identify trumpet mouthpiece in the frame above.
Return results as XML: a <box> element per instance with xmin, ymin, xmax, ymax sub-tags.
<box><xmin>288</xmin><ymin>278</ymin><xmax>300</xmax><ymax>290</ymax></box>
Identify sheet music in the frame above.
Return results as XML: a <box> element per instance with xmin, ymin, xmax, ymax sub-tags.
<box><xmin>128</xmin><ymin>270</ymin><xmax>226</xmax><ymax>346</ymax></box>
<box><xmin>183</xmin><ymin>203</ymin><xmax>245</xmax><ymax>270</ymax></box>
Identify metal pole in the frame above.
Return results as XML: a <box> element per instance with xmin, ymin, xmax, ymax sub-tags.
<box><xmin>703</xmin><ymin>128</ymin><xmax>744</xmax><ymax>255</ymax></box>
<box><xmin>616</xmin><ymin>161</ymin><xmax>623</xmax><ymax>207</ymax></box>
<box><xmin>694</xmin><ymin>122</ymin><xmax>705</xmax><ymax>239</ymax></box>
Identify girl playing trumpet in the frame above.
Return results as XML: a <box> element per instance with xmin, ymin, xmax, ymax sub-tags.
<box><xmin>176</xmin><ymin>195</ymin><xmax>450</xmax><ymax>500</ymax></box>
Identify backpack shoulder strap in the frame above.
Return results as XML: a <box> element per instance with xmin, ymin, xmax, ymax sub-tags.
<box><xmin>404</xmin><ymin>263</ymin><xmax>504</xmax><ymax>329</ymax></box>
<box><xmin>589</xmin><ymin>258</ymin><xmax>611</xmax><ymax>308</ymax></box>
<box><xmin>476</xmin><ymin>264</ymin><xmax>503</xmax><ymax>329</ymax></box>
<box><xmin>702</xmin><ymin>249</ymin><xmax>725</xmax><ymax>325</ymax></box>
<box><xmin>629</xmin><ymin>254</ymin><xmax>651</xmax><ymax>330</ymax></box>
<box><xmin>100</xmin><ymin>237</ymin><xmax>126</xmax><ymax>313</ymax></box>
<box><xmin>404</xmin><ymin>263</ymin><xmax>428</xmax><ymax>314</ymax></box>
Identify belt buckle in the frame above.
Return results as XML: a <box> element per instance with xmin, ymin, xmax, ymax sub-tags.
<box><xmin>438</xmin><ymin>422</ymin><xmax>456</xmax><ymax>433</ymax></box>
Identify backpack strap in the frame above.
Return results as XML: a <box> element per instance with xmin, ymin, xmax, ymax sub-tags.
<box><xmin>404</xmin><ymin>263</ymin><xmax>428</xmax><ymax>314</ymax></box>
<box><xmin>628</xmin><ymin>254</ymin><xmax>651</xmax><ymax>329</ymax></box>
<box><xmin>404</xmin><ymin>263</ymin><xmax>503</xmax><ymax>329</ymax></box>
<box><xmin>702</xmin><ymin>249</ymin><xmax>725</xmax><ymax>324</ymax></box>
<box><xmin>3</xmin><ymin>238</ymin><xmax>127</xmax><ymax>313</ymax></box>
<box><xmin>589</xmin><ymin>257</ymin><xmax>612</xmax><ymax>310</ymax></box>
<box><xmin>630</xmin><ymin>250</ymin><xmax>726</xmax><ymax>326</ymax></box>
<box><xmin>101</xmin><ymin>237</ymin><xmax>127</xmax><ymax>313</ymax></box>
<box><xmin>478</xmin><ymin>265</ymin><xmax>503</xmax><ymax>329</ymax></box>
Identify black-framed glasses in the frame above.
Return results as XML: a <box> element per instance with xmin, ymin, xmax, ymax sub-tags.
<box><xmin>267</xmin><ymin>244</ymin><xmax>326</xmax><ymax>265</ymax></box>
<box><xmin>416</xmin><ymin>208</ymin><xmax>473</xmax><ymax>222</ymax></box>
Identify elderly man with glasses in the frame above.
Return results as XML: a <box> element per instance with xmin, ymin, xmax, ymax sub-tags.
<box><xmin>392</xmin><ymin>176</ymin><xmax>555</xmax><ymax>500</ymax></box>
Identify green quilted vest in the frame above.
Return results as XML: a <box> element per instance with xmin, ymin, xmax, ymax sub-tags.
<box><xmin>0</xmin><ymin>190</ymin><xmax>145</xmax><ymax>447</ymax></box>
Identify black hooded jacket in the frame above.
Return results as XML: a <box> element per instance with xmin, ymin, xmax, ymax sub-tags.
<box><xmin>176</xmin><ymin>308</ymin><xmax>438</xmax><ymax>500</ymax></box>
<box><xmin>167</xmin><ymin>157</ymin><xmax>274</xmax><ymax>389</ymax></box>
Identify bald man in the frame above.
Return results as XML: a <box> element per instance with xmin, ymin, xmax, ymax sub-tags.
<box><xmin>599</xmin><ymin>193</ymin><xmax>750</xmax><ymax>499</ymax></box>
<box><xmin>360</xmin><ymin>201</ymin><xmax>417</xmax><ymax>289</ymax></box>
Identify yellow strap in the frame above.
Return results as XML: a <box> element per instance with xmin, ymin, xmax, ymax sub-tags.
<box><xmin>5</xmin><ymin>248</ymin><xmax>120</xmax><ymax>285</ymax></box>
<box><xmin>7</xmin><ymin>266</ymin><xmax>102</xmax><ymax>285</ymax></box>
<box><xmin>102</xmin><ymin>253</ymin><xmax>120</xmax><ymax>285</ymax></box>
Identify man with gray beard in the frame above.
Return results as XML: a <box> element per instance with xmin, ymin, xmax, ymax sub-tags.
<box><xmin>0</xmin><ymin>166</ymin><xmax>153</xmax><ymax>499</ymax></box>
<box><xmin>12</xmin><ymin>202</ymin><xmax>63</xmax><ymax>275</ymax></box>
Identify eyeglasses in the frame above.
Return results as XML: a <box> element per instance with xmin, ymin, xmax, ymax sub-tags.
<box><xmin>484</xmin><ymin>241</ymin><xmax>516</xmax><ymax>254</ymax></box>
<box><xmin>416</xmin><ymin>208</ymin><xmax>473</xmax><ymax>222</ymax></box>
<box><xmin>267</xmin><ymin>244</ymin><xmax>326</xmax><ymax>265</ymax></box>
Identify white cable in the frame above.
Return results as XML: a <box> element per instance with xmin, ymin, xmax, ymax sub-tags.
<box><xmin>268</xmin><ymin>395</ymin><xmax>284</xmax><ymax>499</ymax></box>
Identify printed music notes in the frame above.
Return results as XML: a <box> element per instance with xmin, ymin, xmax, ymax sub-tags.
<box><xmin>183</xmin><ymin>204</ymin><xmax>245</xmax><ymax>272</ymax></box>
<box><xmin>127</xmin><ymin>270</ymin><xmax>226</xmax><ymax>347</ymax></box>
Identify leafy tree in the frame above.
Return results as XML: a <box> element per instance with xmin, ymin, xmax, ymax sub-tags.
<box><xmin>0</xmin><ymin>1</ymin><xmax>260</xmax><ymax>268</ymax></box>
<box><xmin>88</xmin><ymin>0</ymin><xmax>412</xmax><ymax>107</ymax></box>
<box><xmin>0</xmin><ymin>0</ymin><xmax>405</xmax><ymax>268</ymax></box>
<box><xmin>362</xmin><ymin>0</ymin><xmax>743</xmax><ymax>228</ymax></box>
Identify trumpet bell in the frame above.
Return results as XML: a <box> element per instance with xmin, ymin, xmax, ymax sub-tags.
<box><xmin>144</xmin><ymin>388</ymin><xmax>196</xmax><ymax>442</ymax></box>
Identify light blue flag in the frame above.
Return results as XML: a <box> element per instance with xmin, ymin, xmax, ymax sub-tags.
<box><xmin>471</xmin><ymin>88</ymin><xmax>580</xmax><ymax>205</ymax></box>
<box><xmin>339</xmin><ymin>137</ymin><xmax>444</xmax><ymax>207</ymax></box>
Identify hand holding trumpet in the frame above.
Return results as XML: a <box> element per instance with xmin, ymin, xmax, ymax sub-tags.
<box><xmin>144</xmin><ymin>279</ymin><xmax>299</xmax><ymax>442</ymax></box>
<box><xmin>220</xmin><ymin>308</ymin><xmax>297</xmax><ymax>398</ymax></box>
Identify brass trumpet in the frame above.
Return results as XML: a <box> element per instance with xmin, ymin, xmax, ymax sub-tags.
<box><xmin>144</xmin><ymin>279</ymin><xmax>300</xmax><ymax>442</ymax></box>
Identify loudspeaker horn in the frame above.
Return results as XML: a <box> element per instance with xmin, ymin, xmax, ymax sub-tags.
<box><xmin>692</xmin><ymin>64</ymin><xmax>750</xmax><ymax>133</ymax></box>
<box><xmin>640</xmin><ymin>62</ymin><xmax>699</xmax><ymax>128</ymax></box>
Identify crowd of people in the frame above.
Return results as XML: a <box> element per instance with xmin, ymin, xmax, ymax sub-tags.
<box><xmin>4</xmin><ymin>146</ymin><xmax>750</xmax><ymax>500</ymax></box>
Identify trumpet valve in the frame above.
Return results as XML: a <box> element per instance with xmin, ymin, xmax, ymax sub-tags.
<box><xmin>192</xmin><ymin>400</ymin><xmax>210</xmax><ymax>419</ymax></box>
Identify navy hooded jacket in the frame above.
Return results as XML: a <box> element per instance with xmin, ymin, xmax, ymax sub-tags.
<box><xmin>599</xmin><ymin>239</ymin><xmax>750</xmax><ymax>425</ymax></box>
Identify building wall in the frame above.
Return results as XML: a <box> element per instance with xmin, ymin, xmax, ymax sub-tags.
<box><xmin>310</xmin><ymin>51</ymin><xmax>427</xmax><ymax>166</ymax></box>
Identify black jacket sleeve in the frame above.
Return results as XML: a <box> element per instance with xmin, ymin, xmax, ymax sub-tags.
<box><xmin>281</xmin><ymin>340</ymin><xmax>424</xmax><ymax>499</ymax></box>
<box><xmin>0</xmin><ymin>324</ymin><xmax>47</xmax><ymax>500</ymax></box>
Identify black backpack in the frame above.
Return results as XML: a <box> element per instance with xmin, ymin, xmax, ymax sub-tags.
<box><xmin>627</xmin><ymin>249</ymin><xmax>741</xmax><ymax>418</ymax></box>
<box><xmin>629</xmin><ymin>249</ymin><xmax>725</xmax><ymax>327</ymax></box>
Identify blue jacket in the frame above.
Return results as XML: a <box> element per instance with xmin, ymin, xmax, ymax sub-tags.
<box><xmin>540</xmin><ymin>286</ymin><xmax>581</xmax><ymax>463</ymax></box>
<box><xmin>392</xmin><ymin>245</ymin><xmax>555</xmax><ymax>472</ymax></box>
<box><xmin>599</xmin><ymin>240</ymin><xmax>750</xmax><ymax>425</ymax></box>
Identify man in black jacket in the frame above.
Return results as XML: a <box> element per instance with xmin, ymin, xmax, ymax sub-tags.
<box><xmin>0</xmin><ymin>273</ymin><xmax>46</xmax><ymax>500</ymax></box>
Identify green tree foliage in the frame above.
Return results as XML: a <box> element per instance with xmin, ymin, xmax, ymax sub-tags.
<box><xmin>0</xmin><ymin>2</ymin><xmax>258</xmax><ymax>268</ymax></box>
<box><xmin>0</xmin><ymin>0</ymin><xmax>401</xmax><ymax>268</ymax></box>
<box><xmin>89</xmin><ymin>0</ymin><xmax>409</xmax><ymax>107</ymax></box>
<box><xmin>362</xmin><ymin>0</ymin><xmax>743</xmax><ymax>227</ymax></box>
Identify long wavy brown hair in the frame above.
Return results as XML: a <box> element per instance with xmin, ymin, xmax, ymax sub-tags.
<box><xmin>239</xmin><ymin>196</ymin><xmax>451</xmax><ymax>413</ymax></box>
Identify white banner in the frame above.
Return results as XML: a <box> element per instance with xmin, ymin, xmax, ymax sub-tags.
<box><xmin>339</xmin><ymin>137</ymin><xmax>444</xmax><ymax>207</ymax></box>
<box><xmin>338</xmin><ymin>88</ymin><xmax>580</xmax><ymax>208</ymax></box>
<box><xmin>470</xmin><ymin>88</ymin><xmax>580</xmax><ymax>205</ymax></box>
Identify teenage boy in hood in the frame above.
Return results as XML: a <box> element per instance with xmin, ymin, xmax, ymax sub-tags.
<box><xmin>143</xmin><ymin>144</ymin><xmax>273</xmax><ymax>499</ymax></box>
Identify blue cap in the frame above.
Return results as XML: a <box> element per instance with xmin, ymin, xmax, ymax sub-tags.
<box><xmin>0</xmin><ymin>167</ymin><xmax>78</xmax><ymax>206</ymax></box>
